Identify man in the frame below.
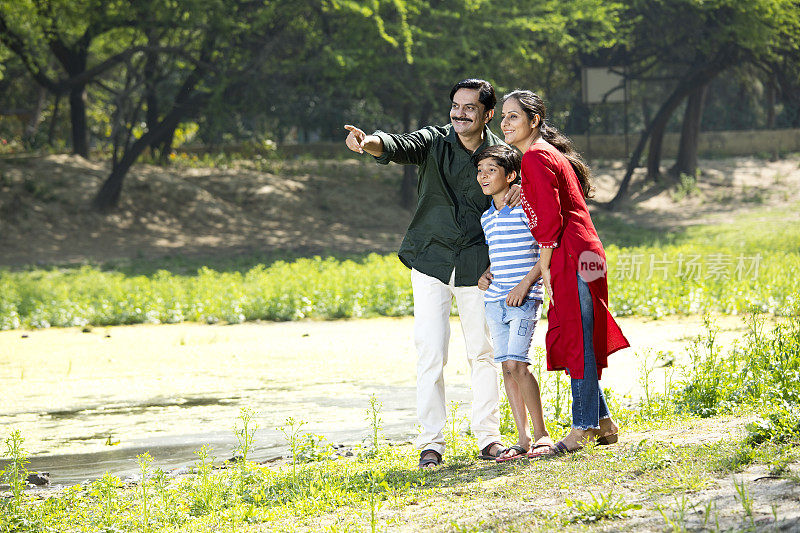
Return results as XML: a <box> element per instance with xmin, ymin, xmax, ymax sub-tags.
<box><xmin>345</xmin><ymin>79</ymin><xmax>522</xmax><ymax>467</ymax></box>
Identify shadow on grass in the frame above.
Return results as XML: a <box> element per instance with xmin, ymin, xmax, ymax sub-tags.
<box><xmin>29</xmin><ymin>214</ymin><xmax>678</xmax><ymax>276</ymax></box>
<box><xmin>592</xmin><ymin>212</ymin><xmax>682</xmax><ymax>248</ymax></box>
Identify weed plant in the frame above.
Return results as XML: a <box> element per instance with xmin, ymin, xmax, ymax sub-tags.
<box><xmin>676</xmin><ymin>310</ymin><xmax>800</xmax><ymax>437</ymax></box>
<box><xmin>670</xmin><ymin>172</ymin><xmax>700</xmax><ymax>201</ymax></box>
<box><xmin>565</xmin><ymin>491</ymin><xmax>642</xmax><ymax>523</ymax></box>
<box><xmin>0</xmin><ymin>430</ymin><xmax>35</xmax><ymax>531</ymax></box>
<box><xmin>365</xmin><ymin>394</ymin><xmax>384</xmax><ymax>456</ymax></box>
<box><xmin>136</xmin><ymin>452</ymin><xmax>154</xmax><ymax>532</ymax></box>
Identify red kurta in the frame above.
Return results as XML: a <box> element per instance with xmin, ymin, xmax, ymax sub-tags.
<box><xmin>520</xmin><ymin>143</ymin><xmax>629</xmax><ymax>379</ymax></box>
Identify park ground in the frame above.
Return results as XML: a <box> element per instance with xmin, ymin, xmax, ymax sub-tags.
<box><xmin>1</xmin><ymin>152</ymin><xmax>799</xmax><ymax>531</ymax></box>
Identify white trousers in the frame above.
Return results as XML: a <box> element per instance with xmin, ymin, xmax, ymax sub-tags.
<box><xmin>411</xmin><ymin>268</ymin><xmax>501</xmax><ymax>454</ymax></box>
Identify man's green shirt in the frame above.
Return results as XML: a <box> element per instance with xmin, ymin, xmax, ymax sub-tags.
<box><xmin>374</xmin><ymin>124</ymin><xmax>505</xmax><ymax>286</ymax></box>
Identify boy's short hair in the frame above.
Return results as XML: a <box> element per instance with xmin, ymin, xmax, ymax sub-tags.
<box><xmin>473</xmin><ymin>144</ymin><xmax>521</xmax><ymax>176</ymax></box>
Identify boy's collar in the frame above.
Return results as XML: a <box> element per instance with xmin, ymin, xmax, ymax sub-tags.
<box><xmin>490</xmin><ymin>198</ymin><xmax>511</xmax><ymax>212</ymax></box>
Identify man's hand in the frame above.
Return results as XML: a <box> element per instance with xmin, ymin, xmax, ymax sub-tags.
<box><xmin>477</xmin><ymin>268</ymin><xmax>492</xmax><ymax>291</ymax></box>
<box><xmin>344</xmin><ymin>124</ymin><xmax>367</xmax><ymax>153</ymax></box>
<box><xmin>344</xmin><ymin>125</ymin><xmax>383</xmax><ymax>157</ymax></box>
<box><xmin>504</xmin><ymin>183</ymin><xmax>521</xmax><ymax>207</ymax></box>
<box><xmin>505</xmin><ymin>280</ymin><xmax>530</xmax><ymax>307</ymax></box>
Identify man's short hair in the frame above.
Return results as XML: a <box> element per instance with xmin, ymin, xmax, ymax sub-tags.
<box><xmin>473</xmin><ymin>144</ymin><xmax>521</xmax><ymax>176</ymax></box>
<box><xmin>450</xmin><ymin>78</ymin><xmax>497</xmax><ymax>115</ymax></box>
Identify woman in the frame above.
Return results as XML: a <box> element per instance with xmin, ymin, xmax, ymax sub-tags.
<box><xmin>499</xmin><ymin>90</ymin><xmax>630</xmax><ymax>456</ymax></box>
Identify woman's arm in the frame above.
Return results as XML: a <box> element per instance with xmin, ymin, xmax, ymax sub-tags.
<box><xmin>539</xmin><ymin>247</ymin><xmax>553</xmax><ymax>301</ymax></box>
<box><xmin>520</xmin><ymin>150</ymin><xmax>563</xmax><ymax>248</ymax></box>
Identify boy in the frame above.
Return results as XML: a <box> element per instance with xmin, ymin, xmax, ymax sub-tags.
<box><xmin>475</xmin><ymin>144</ymin><xmax>553</xmax><ymax>461</ymax></box>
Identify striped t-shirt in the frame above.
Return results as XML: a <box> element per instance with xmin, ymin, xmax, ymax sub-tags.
<box><xmin>480</xmin><ymin>203</ymin><xmax>544</xmax><ymax>302</ymax></box>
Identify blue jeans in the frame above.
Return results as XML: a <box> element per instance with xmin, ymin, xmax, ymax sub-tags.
<box><xmin>570</xmin><ymin>273</ymin><xmax>611</xmax><ymax>430</ymax></box>
<box><xmin>484</xmin><ymin>298</ymin><xmax>542</xmax><ymax>364</ymax></box>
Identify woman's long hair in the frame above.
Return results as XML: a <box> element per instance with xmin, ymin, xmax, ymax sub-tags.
<box><xmin>504</xmin><ymin>90</ymin><xmax>594</xmax><ymax>198</ymax></box>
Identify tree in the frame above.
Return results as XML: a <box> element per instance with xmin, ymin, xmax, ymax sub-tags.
<box><xmin>329</xmin><ymin>0</ymin><xmax>621</xmax><ymax>207</ymax></box>
<box><xmin>608</xmin><ymin>0</ymin><xmax>800</xmax><ymax>207</ymax></box>
<box><xmin>90</xmin><ymin>0</ymin><xmax>408</xmax><ymax>210</ymax></box>
<box><xmin>0</xmin><ymin>0</ymin><xmax>146</xmax><ymax>157</ymax></box>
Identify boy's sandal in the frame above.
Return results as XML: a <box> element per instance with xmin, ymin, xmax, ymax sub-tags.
<box><xmin>527</xmin><ymin>441</ymin><xmax>554</xmax><ymax>456</ymax></box>
<box><xmin>596</xmin><ymin>432</ymin><xmax>619</xmax><ymax>446</ymax></box>
<box><xmin>528</xmin><ymin>440</ymin><xmax>581</xmax><ymax>460</ymax></box>
<box><xmin>478</xmin><ymin>442</ymin><xmax>507</xmax><ymax>460</ymax></box>
<box><xmin>419</xmin><ymin>449</ymin><xmax>442</xmax><ymax>468</ymax></box>
<box><xmin>495</xmin><ymin>444</ymin><xmax>529</xmax><ymax>463</ymax></box>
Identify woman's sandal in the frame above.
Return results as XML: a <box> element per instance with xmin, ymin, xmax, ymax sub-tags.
<box><xmin>495</xmin><ymin>444</ymin><xmax>529</xmax><ymax>463</ymax></box>
<box><xmin>418</xmin><ymin>449</ymin><xmax>442</xmax><ymax>468</ymax></box>
<box><xmin>528</xmin><ymin>440</ymin><xmax>581</xmax><ymax>459</ymax></box>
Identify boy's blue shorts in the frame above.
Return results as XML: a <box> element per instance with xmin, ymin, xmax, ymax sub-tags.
<box><xmin>484</xmin><ymin>298</ymin><xmax>542</xmax><ymax>364</ymax></box>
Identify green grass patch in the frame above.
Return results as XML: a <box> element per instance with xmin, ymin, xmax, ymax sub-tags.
<box><xmin>0</xmin><ymin>255</ymin><xmax>412</xmax><ymax>329</ymax></box>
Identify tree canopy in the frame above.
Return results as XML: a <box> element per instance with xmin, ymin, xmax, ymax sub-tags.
<box><xmin>1</xmin><ymin>0</ymin><xmax>798</xmax><ymax>208</ymax></box>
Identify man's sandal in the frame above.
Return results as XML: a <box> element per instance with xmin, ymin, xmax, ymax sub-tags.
<box><xmin>495</xmin><ymin>444</ymin><xmax>529</xmax><ymax>463</ymax></box>
<box><xmin>419</xmin><ymin>449</ymin><xmax>442</xmax><ymax>468</ymax></box>
<box><xmin>477</xmin><ymin>442</ymin><xmax>507</xmax><ymax>460</ymax></box>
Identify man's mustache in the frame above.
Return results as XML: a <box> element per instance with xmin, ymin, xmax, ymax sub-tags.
<box><xmin>451</xmin><ymin>116</ymin><xmax>472</xmax><ymax>122</ymax></box>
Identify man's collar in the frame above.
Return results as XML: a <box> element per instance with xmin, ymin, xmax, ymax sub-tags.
<box><xmin>444</xmin><ymin>124</ymin><xmax>459</xmax><ymax>144</ymax></box>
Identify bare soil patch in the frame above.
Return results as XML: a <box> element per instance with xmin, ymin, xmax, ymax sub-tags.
<box><xmin>1</xmin><ymin>153</ymin><xmax>799</xmax><ymax>266</ymax></box>
<box><xmin>592</xmin><ymin>155</ymin><xmax>800</xmax><ymax>229</ymax></box>
<box><xmin>0</xmin><ymin>155</ymin><xmax>410</xmax><ymax>265</ymax></box>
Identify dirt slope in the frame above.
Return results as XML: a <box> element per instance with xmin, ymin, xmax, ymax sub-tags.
<box><xmin>1</xmin><ymin>153</ymin><xmax>798</xmax><ymax>266</ymax></box>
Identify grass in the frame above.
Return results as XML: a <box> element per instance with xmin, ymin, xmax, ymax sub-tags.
<box><xmin>1</xmin><ymin>416</ymin><xmax>795</xmax><ymax>531</ymax></box>
<box><xmin>3</xmin><ymin>308</ymin><xmax>800</xmax><ymax>531</ymax></box>
<box><xmin>0</xmin><ymin>205</ymin><xmax>798</xmax><ymax>330</ymax></box>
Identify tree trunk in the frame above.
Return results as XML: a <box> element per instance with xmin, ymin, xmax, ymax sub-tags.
<box><xmin>646</xmin><ymin>116</ymin><xmax>668</xmax><ymax>182</ymax></box>
<box><xmin>607</xmin><ymin>123</ymin><xmax>651</xmax><ymax>210</ymax></box>
<box><xmin>640</xmin><ymin>96</ymin><xmax>652</xmax><ymax>128</ymax></box>
<box><xmin>673</xmin><ymin>83</ymin><xmax>709</xmax><ymax>178</ymax></box>
<box><xmin>69</xmin><ymin>84</ymin><xmax>89</xmax><ymax>158</ymax></box>
<box><xmin>766</xmin><ymin>80</ymin><xmax>776</xmax><ymax>129</ymax></box>
<box><xmin>92</xmin><ymin>113</ymin><xmax>181</xmax><ymax>210</ymax></box>
<box><xmin>158</xmin><ymin>126</ymin><xmax>176</xmax><ymax>164</ymax></box>
<box><xmin>608</xmin><ymin>67</ymin><xmax>724</xmax><ymax>209</ymax></box>
<box><xmin>645</xmin><ymin>80</ymin><xmax>710</xmax><ymax>182</ymax></box>
<box><xmin>766</xmin><ymin>80</ymin><xmax>778</xmax><ymax>160</ymax></box>
<box><xmin>92</xmin><ymin>162</ymin><xmax>129</xmax><ymax>211</ymax></box>
<box><xmin>92</xmin><ymin>53</ymin><xmax>209</xmax><ymax>210</ymax></box>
